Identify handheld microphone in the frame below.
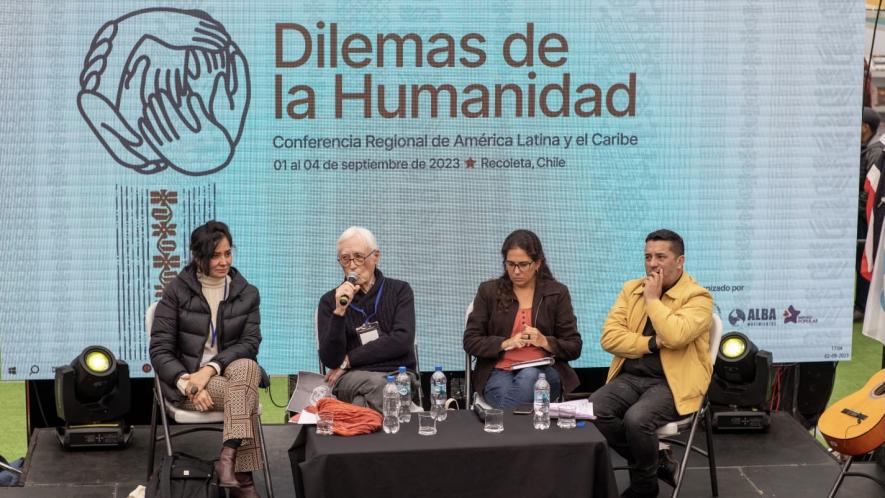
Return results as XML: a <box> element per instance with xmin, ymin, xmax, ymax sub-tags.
<box><xmin>338</xmin><ymin>272</ymin><xmax>359</xmax><ymax>306</ymax></box>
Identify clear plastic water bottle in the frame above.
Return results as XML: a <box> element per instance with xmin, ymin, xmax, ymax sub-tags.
<box><xmin>533</xmin><ymin>372</ymin><xmax>551</xmax><ymax>430</ymax></box>
<box><xmin>430</xmin><ymin>365</ymin><xmax>447</xmax><ymax>421</ymax></box>
<box><xmin>382</xmin><ymin>375</ymin><xmax>400</xmax><ymax>434</ymax></box>
<box><xmin>395</xmin><ymin>366</ymin><xmax>412</xmax><ymax>423</ymax></box>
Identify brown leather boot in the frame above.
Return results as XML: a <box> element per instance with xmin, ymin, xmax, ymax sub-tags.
<box><xmin>215</xmin><ymin>446</ymin><xmax>240</xmax><ymax>488</ymax></box>
<box><xmin>230</xmin><ymin>472</ymin><xmax>261</xmax><ymax>498</ymax></box>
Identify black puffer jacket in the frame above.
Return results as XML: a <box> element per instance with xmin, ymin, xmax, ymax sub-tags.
<box><xmin>149</xmin><ymin>266</ymin><xmax>261</xmax><ymax>403</ymax></box>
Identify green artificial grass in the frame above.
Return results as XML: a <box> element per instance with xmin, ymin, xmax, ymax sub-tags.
<box><xmin>0</xmin><ymin>381</ymin><xmax>26</xmax><ymax>460</ymax></box>
<box><xmin>258</xmin><ymin>374</ymin><xmax>292</xmax><ymax>424</ymax></box>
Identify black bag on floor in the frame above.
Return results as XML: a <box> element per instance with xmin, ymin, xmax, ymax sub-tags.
<box><xmin>146</xmin><ymin>452</ymin><xmax>223</xmax><ymax>498</ymax></box>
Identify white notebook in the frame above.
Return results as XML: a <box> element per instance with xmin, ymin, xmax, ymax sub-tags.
<box><xmin>510</xmin><ymin>356</ymin><xmax>554</xmax><ymax>370</ymax></box>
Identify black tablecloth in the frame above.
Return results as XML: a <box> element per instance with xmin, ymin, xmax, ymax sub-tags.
<box><xmin>288</xmin><ymin>410</ymin><xmax>618</xmax><ymax>498</ymax></box>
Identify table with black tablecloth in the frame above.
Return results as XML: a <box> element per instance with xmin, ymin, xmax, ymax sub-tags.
<box><xmin>288</xmin><ymin>410</ymin><xmax>618</xmax><ymax>498</ymax></box>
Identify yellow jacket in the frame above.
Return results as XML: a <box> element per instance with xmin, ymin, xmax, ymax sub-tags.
<box><xmin>600</xmin><ymin>272</ymin><xmax>713</xmax><ymax>415</ymax></box>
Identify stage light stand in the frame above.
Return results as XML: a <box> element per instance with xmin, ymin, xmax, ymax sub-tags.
<box><xmin>708</xmin><ymin>332</ymin><xmax>773</xmax><ymax>431</ymax></box>
<box><xmin>54</xmin><ymin>346</ymin><xmax>133</xmax><ymax>449</ymax></box>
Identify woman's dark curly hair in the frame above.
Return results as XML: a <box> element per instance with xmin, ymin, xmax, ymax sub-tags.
<box><xmin>496</xmin><ymin>229</ymin><xmax>554</xmax><ymax>312</ymax></box>
<box><xmin>187</xmin><ymin>220</ymin><xmax>233</xmax><ymax>275</ymax></box>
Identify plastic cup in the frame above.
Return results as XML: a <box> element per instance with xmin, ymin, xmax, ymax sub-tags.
<box><xmin>418</xmin><ymin>412</ymin><xmax>437</xmax><ymax>436</ymax></box>
<box><xmin>316</xmin><ymin>410</ymin><xmax>334</xmax><ymax>436</ymax></box>
<box><xmin>557</xmin><ymin>404</ymin><xmax>577</xmax><ymax>429</ymax></box>
<box><xmin>484</xmin><ymin>408</ymin><xmax>504</xmax><ymax>433</ymax></box>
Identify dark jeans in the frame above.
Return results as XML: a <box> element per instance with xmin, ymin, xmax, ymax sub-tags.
<box><xmin>589</xmin><ymin>373</ymin><xmax>680</xmax><ymax>495</ymax></box>
<box><xmin>483</xmin><ymin>366</ymin><xmax>561</xmax><ymax>409</ymax></box>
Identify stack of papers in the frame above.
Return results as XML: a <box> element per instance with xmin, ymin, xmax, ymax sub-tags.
<box><xmin>550</xmin><ymin>399</ymin><xmax>594</xmax><ymax>419</ymax></box>
<box><xmin>286</xmin><ymin>371</ymin><xmax>327</xmax><ymax>425</ymax></box>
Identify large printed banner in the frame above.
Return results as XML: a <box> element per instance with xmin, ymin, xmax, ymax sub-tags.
<box><xmin>0</xmin><ymin>1</ymin><xmax>863</xmax><ymax>379</ymax></box>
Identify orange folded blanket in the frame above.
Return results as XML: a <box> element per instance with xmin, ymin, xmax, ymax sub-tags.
<box><xmin>306</xmin><ymin>398</ymin><xmax>383</xmax><ymax>436</ymax></box>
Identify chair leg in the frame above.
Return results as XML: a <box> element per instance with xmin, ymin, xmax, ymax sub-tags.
<box><xmin>826</xmin><ymin>453</ymin><xmax>885</xmax><ymax>497</ymax></box>
<box><xmin>156</xmin><ymin>389</ymin><xmax>174</xmax><ymax>457</ymax></box>
<box><xmin>671</xmin><ymin>413</ymin><xmax>701</xmax><ymax>498</ymax></box>
<box><xmin>465</xmin><ymin>353</ymin><xmax>473</xmax><ymax>410</ymax></box>
<box><xmin>465</xmin><ymin>376</ymin><xmax>472</xmax><ymax>409</ymax></box>
<box><xmin>256</xmin><ymin>414</ymin><xmax>274</xmax><ymax>498</ymax></box>
<box><xmin>827</xmin><ymin>456</ymin><xmax>852</xmax><ymax>498</ymax></box>
<box><xmin>703</xmin><ymin>406</ymin><xmax>718</xmax><ymax>497</ymax></box>
<box><xmin>147</xmin><ymin>392</ymin><xmax>159</xmax><ymax>480</ymax></box>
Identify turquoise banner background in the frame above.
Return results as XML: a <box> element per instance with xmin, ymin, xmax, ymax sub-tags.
<box><xmin>0</xmin><ymin>1</ymin><xmax>863</xmax><ymax>379</ymax></box>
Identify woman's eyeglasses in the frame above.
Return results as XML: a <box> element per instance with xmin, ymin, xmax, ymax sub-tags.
<box><xmin>504</xmin><ymin>260</ymin><xmax>534</xmax><ymax>271</ymax></box>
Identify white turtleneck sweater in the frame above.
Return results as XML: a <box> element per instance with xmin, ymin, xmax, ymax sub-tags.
<box><xmin>197</xmin><ymin>271</ymin><xmax>229</xmax><ymax>373</ymax></box>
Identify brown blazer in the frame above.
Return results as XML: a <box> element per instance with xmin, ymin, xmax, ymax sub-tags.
<box><xmin>463</xmin><ymin>278</ymin><xmax>583</xmax><ymax>395</ymax></box>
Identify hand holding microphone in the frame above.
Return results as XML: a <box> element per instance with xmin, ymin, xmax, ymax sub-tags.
<box><xmin>335</xmin><ymin>272</ymin><xmax>360</xmax><ymax>313</ymax></box>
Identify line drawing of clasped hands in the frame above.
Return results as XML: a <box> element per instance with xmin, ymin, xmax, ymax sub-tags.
<box><xmin>133</xmin><ymin>43</ymin><xmax>247</xmax><ymax>175</ymax></box>
<box><xmin>78</xmin><ymin>9</ymin><xmax>250</xmax><ymax>176</ymax></box>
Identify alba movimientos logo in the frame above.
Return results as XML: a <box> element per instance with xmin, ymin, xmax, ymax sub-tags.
<box><xmin>78</xmin><ymin>8</ymin><xmax>250</xmax><ymax>176</ymax></box>
<box><xmin>728</xmin><ymin>308</ymin><xmax>745</xmax><ymax>326</ymax></box>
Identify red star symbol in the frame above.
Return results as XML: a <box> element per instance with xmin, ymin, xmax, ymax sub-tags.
<box><xmin>783</xmin><ymin>305</ymin><xmax>801</xmax><ymax>324</ymax></box>
<box><xmin>465</xmin><ymin>157</ymin><xmax>475</xmax><ymax>168</ymax></box>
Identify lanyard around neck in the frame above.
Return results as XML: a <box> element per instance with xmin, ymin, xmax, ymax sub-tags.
<box><xmin>209</xmin><ymin>278</ymin><xmax>229</xmax><ymax>347</ymax></box>
<box><xmin>349</xmin><ymin>280</ymin><xmax>385</xmax><ymax>325</ymax></box>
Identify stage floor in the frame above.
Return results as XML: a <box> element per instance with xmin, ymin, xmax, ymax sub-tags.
<box><xmin>5</xmin><ymin>411</ymin><xmax>885</xmax><ymax>497</ymax></box>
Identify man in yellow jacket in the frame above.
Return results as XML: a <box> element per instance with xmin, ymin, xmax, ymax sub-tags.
<box><xmin>590</xmin><ymin>229</ymin><xmax>713</xmax><ymax>498</ymax></box>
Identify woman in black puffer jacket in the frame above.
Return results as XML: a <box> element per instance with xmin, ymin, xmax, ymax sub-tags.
<box><xmin>150</xmin><ymin>220</ymin><xmax>263</xmax><ymax>497</ymax></box>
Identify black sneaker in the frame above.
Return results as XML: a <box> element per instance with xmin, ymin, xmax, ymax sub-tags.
<box><xmin>657</xmin><ymin>449</ymin><xmax>680</xmax><ymax>488</ymax></box>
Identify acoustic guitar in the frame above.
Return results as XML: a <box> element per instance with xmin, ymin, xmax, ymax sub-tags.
<box><xmin>818</xmin><ymin>369</ymin><xmax>885</xmax><ymax>456</ymax></box>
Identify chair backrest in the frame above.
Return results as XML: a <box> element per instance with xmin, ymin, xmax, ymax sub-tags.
<box><xmin>146</xmin><ymin>301</ymin><xmax>159</xmax><ymax>338</ymax></box>
<box><xmin>314</xmin><ymin>309</ymin><xmax>326</xmax><ymax>375</ymax></box>
<box><xmin>145</xmin><ymin>301</ymin><xmax>161</xmax><ymax>401</ymax></box>
<box><xmin>464</xmin><ymin>300</ymin><xmax>475</xmax><ymax>407</ymax></box>
<box><xmin>709</xmin><ymin>313</ymin><xmax>724</xmax><ymax>367</ymax></box>
<box><xmin>144</xmin><ymin>301</ymin><xmax>160</xmax><ymax>342</ymax></box>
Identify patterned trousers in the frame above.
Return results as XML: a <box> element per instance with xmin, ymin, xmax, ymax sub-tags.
<box><xmin>179</xmin><ymin>358</ymin><xmax>263</xmax><ymax>471</ymax></box>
